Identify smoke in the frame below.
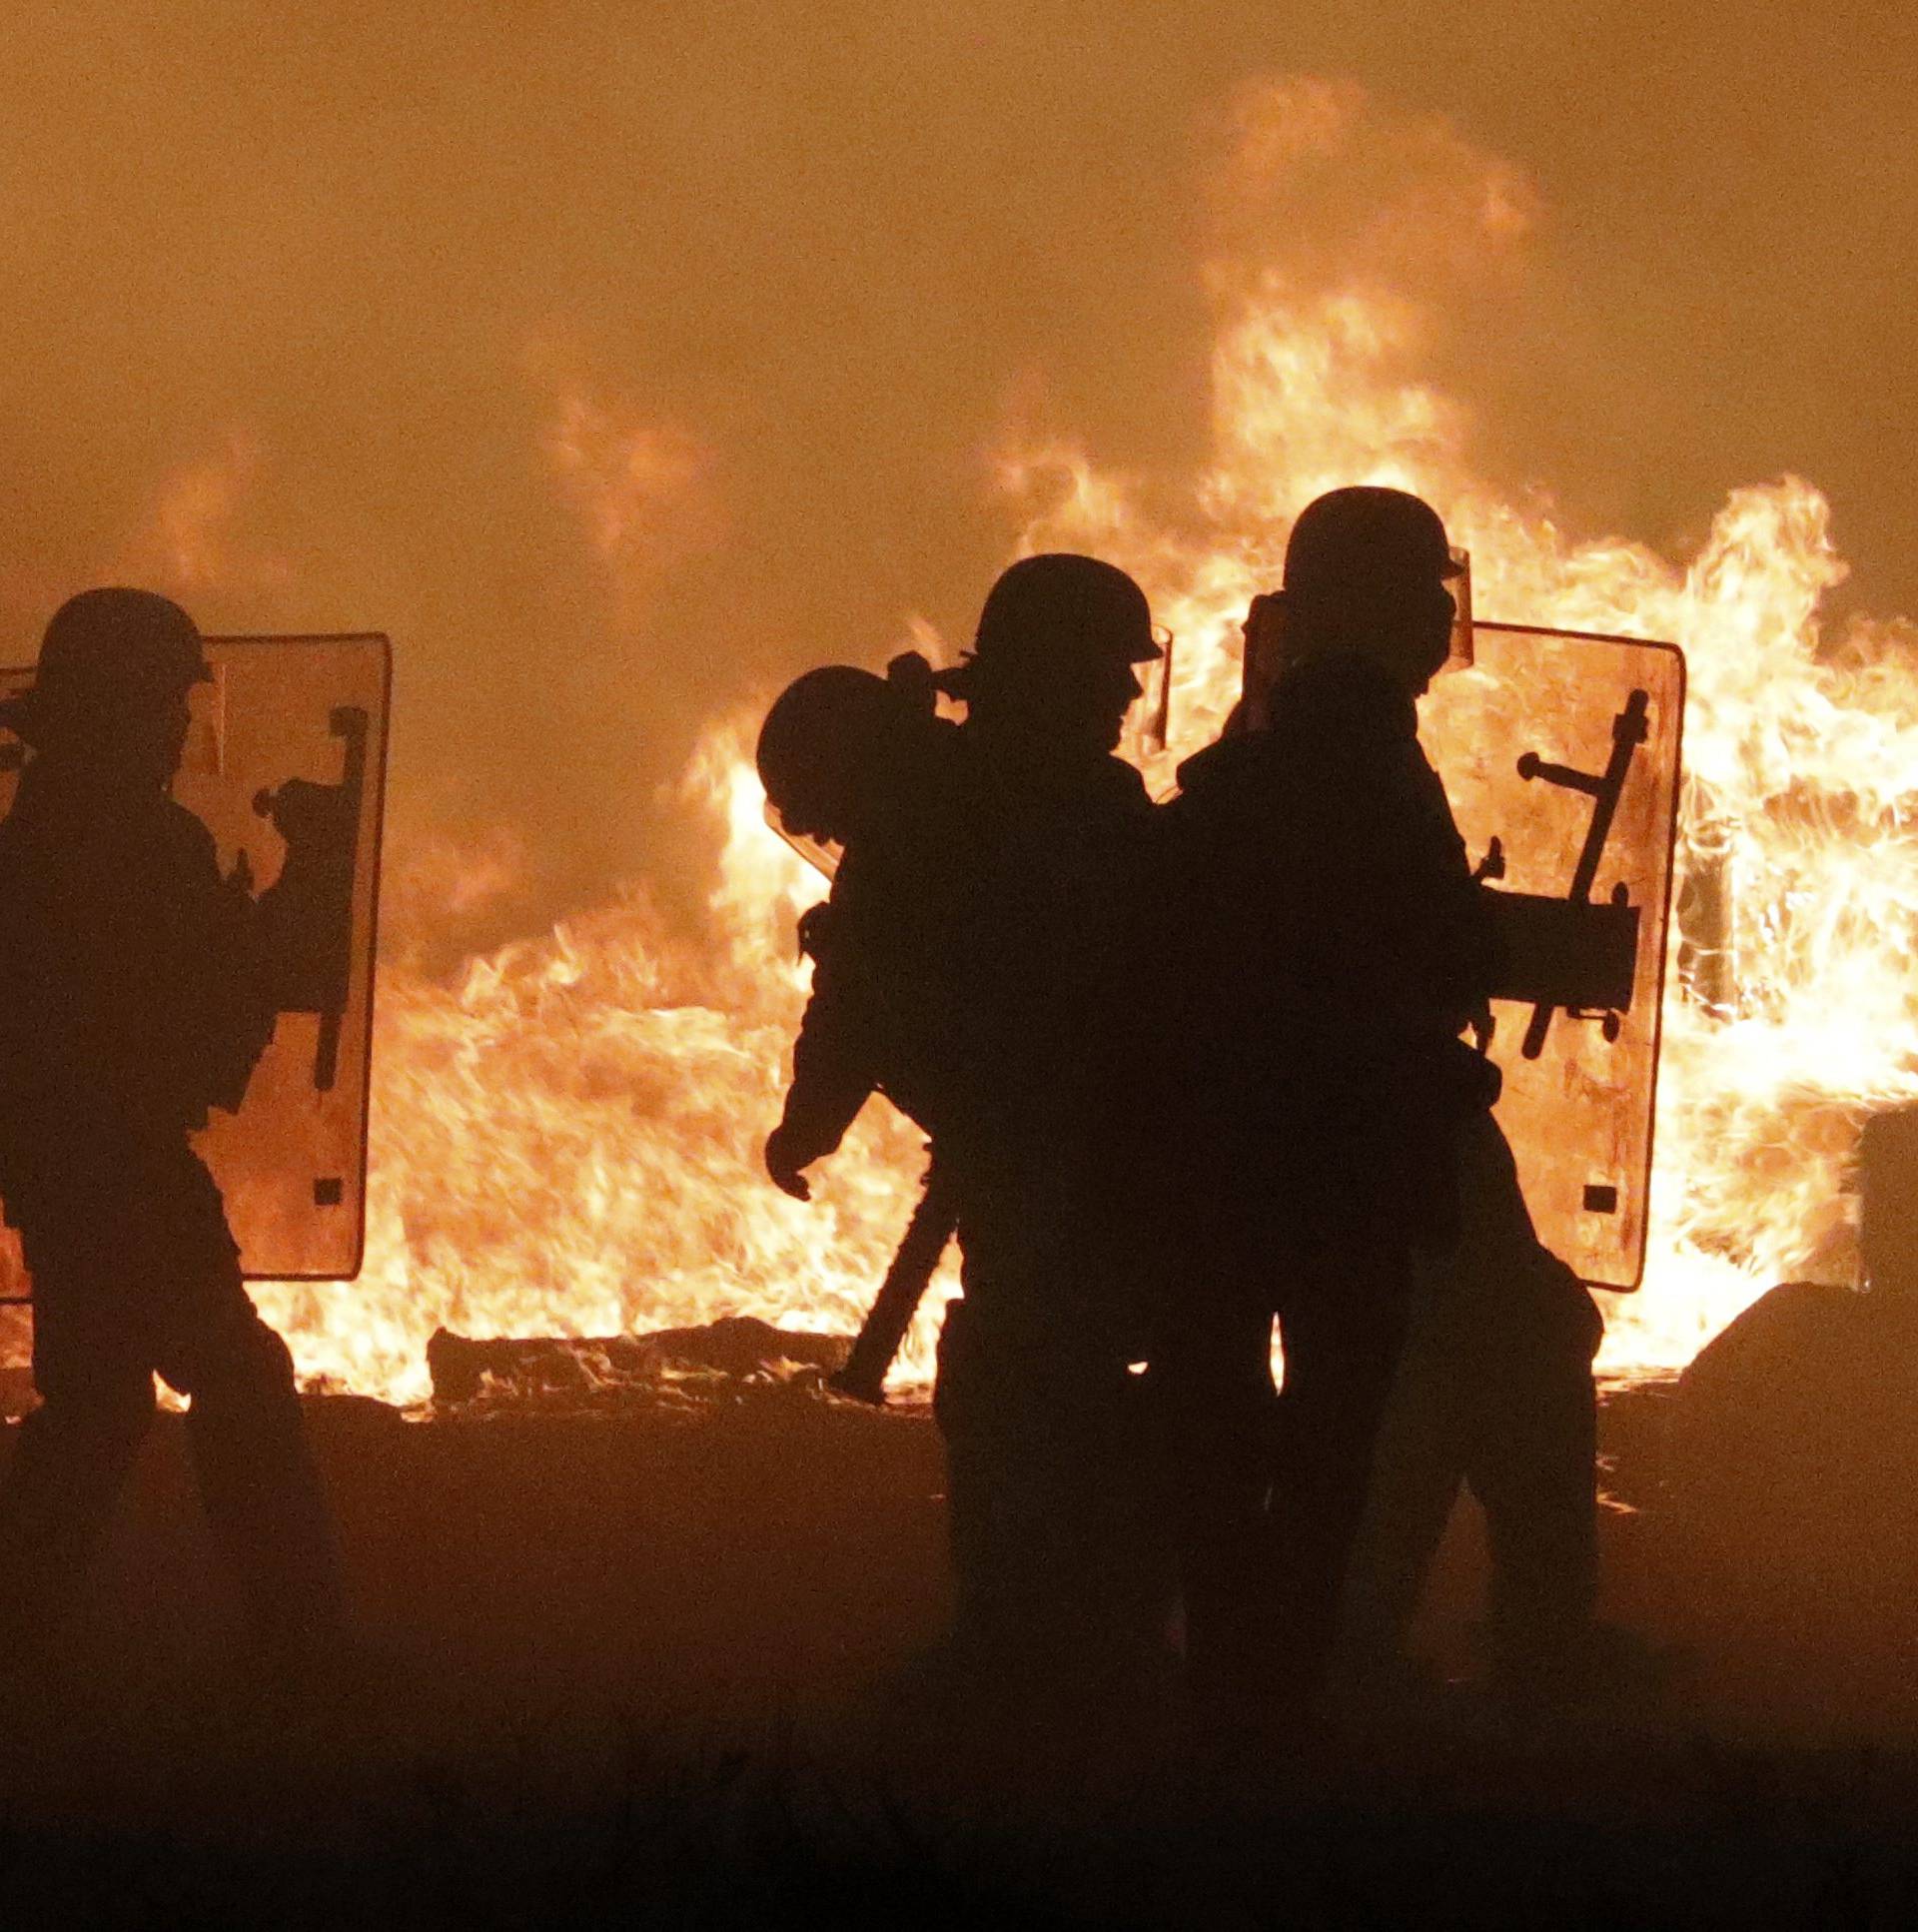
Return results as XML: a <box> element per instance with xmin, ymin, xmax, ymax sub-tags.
<box><xmin>0</xmin><ymin>5</ymin><xmax>1908</xmax><ymax>933</ymax></box>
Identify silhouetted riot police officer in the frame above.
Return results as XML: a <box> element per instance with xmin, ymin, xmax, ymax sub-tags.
<box><xmin>761</xmin><ymin>557</ymin><xmax>1167</xmax><ymax>1684</ymax></box>
<box><xmin>1158</xmin><ymin>488</ymin><xmax>1498</xmax><ymax>1720</ymax></box>
<box><xmin>0</xmin><ymin>588</ymin><xmax>339</xmax><ymax>1661</ymax></box>
<box><xmin>932</xmin><ymin>555</ymin><xmax>1165</xmax><ymax>1682</ymax></box>
<box><xmin>758</xmin><ymin>659</ymin><xmax>969</xmax><ymax>1187</ymax></box>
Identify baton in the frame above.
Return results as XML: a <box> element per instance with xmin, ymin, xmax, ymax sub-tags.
<box><xmin>828</xmin><ymin>1161</ymin><xmax>960</xmax><ymax>1405</ymax></box>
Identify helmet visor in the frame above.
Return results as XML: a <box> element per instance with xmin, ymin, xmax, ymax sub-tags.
<box><xmin>763</xmin><ymin>798</ymin><xmax>843</xmax><ymax>881</ymax></box>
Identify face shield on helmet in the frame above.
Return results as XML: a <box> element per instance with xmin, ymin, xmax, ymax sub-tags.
<box><xmin>1443</xmin><ymin>546</ymin><xmax>1473</xmax><ymax>671</ymax></box>
<box><xmin>755</xmin><ymin>665</ymin><xmax>914</xmax><ymax>872</ymax></box>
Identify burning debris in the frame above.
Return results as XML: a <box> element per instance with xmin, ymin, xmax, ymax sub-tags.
<box><xmin>425</xmin><ymin>1314</ymin><xmax>854</xmax><ymax>1413</ymax></box>
<box><xmin>360</xmin><ymin>473</ymin><xmax>1899</xmax><ymax>1410</ymax></box>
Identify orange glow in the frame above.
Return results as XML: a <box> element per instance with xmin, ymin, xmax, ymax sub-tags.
<box><xmin>88</xmin><ymin>79</ymin><xmax>1909</xmax><ymax>1403</ymax></box>
<box><xmin>240</xmin><ymin>269</ymin><xmax>1918</xmax><ymax>1404</ymax></box>
<box><xmin>122</xmin><ymin>432</ymin><xmax>292</xmax><ymax>596</ymax></box>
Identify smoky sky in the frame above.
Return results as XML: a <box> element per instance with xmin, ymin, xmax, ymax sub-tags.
<box><xmin>0</xmin><ymin>1</ymin><xmax>1910</xmax><ymax>927</ymax></box>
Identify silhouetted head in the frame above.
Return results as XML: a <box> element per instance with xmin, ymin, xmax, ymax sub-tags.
<box><xmin>946</xmin><ymin>554</ymin><xmax>1161</xmax><ymax>754</ymax></box>
<box><xmin>0</xmin><ymin>588</ymin><xmax>211</xmax><ymax>784</ymax></box>
<box><xmin>756</xmin><ymin>664</ymin><xmax>915</xmax><ymax>844</ymax></box>
<box><xmin>1274</xmin><ymin>486</ymin><xmax>1462</xmax><ymax>698</ymax></box>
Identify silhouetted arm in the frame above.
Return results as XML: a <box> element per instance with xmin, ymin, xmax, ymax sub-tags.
<box><xmin>766</xmin><ymin>855</ymin><xmax>896</xmax><ymax>1198</ymax></box>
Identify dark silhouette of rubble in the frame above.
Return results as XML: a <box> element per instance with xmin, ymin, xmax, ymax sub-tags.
<box><xmin>426</xmin><ymin>1316</ymin><xmax>854</xmax><ymax>1409</ymax></box>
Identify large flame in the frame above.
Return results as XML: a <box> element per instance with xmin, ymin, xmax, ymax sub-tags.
<box><xmin>997</xmin><ymin>330</ymin><xmax>1918</xmax><ymax>1375</ymax></box>
<box><xmin>251</xmin><ymin>742</ymin><xmax>944</xmax><ymax>1404</ymax></box>
<box><xmin>227</xmin><ymin>86</ymin><xmax>1918</xmax><ymax>1399</ymax></box>
<box><xmin>254</xmin><ymin>399</ymin><xmax>1918</xmax><ymax>1402</ymax></box>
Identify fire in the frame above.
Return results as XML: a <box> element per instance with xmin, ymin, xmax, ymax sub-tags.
<box><xmin>251</xmin><ymin>742</ymin><xmax>941</xmax><ymax>1405</ymax></box>
<box><xmin>542</xmin><ymin>394</ymin><xmax>716</xmax><ymax>583</ymax></box>
<box><xmin>138</xmin><ymin>83</ymin><xmax>1918</xmax><ymax>1400</ymax></box>
<box><xmin>526</xmin><ymin>335</ymin><xmax>724</xmax><ymax>596</ymax></box>
<box><xmin>995</xmin><ymin>315</ymin><xmax>1918</xmax><ymax>1376</ymax></box>
<box><xmin>258</xmin><ymin>410</ymin><xmax>1918</xmax><ymax>1400</ymax></box>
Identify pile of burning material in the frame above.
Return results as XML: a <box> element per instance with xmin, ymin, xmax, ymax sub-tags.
<box><xmin>425</xmin><ymin>1314</ymin><xmax>862</xmax><ymax>1417</ymax></box>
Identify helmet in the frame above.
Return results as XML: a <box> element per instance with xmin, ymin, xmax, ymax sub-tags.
<box><xmin>755</xmin><ymin>665</ymin><xmax>902</xmax><ymax>838</ymax></box>
<box><xmin>0</xmin><ymin>587</ymin><xmax>211</xmax><ymax>747</ymax></box>
<box><xmin>1283</xmin><ymin>487</ymin><xmax>1462</xmax><ymax>599</ymax></box>
<box><xmin>970</xmin><ymin>553</ymin><xmax>1161</xmax><ymax>673</ymax></box>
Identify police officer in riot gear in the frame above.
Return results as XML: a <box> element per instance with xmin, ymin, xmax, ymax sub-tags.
<box><xmin>757</xmin><ymin>659</ymin><xmax>965</xmax><ymax>1193</ymax></box>
<box><xmin>0</xmin><ymin>588</ymin><xmax>340</xmax><ymax>1662</ymax></box>
<box><xmin>762</xmin><ymin>555</ymin><xmax>1168</xmax><ymax>1685</ymax></box>
<box><xmin>1158</xmin><ymin>487</ymin><xmax>1498</xmax><ymax>1720</ymax></box>
<box><xmin>932</xmin><ymin>554</ymin><xmax>1165</xmax><ymax>1682</ymax></box>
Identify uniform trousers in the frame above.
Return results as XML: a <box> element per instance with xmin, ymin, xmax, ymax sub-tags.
<box><xmin>0</xmin><ymin>1140</ymin><xmax>339</xmax><ymax>1643</ymax></box>
<box><xmin>934</xmin><ymin>1183</ymin><xmax>1171</xmax><ymax>1683</ymax></box>
<box><xmin>1159</xmin><ymin>1219</ymin><xmax>1411</xmax><ymax>1713</ymax></box>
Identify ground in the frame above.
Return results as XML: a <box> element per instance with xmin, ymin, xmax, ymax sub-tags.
<box><xmin>1</xmin><ymin>1353</ymin><xmax>1916</xmax><ymax>1926</ymax></box>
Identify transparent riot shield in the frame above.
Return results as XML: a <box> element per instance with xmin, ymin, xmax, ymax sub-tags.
<box><xmin>1422</xmin><ymin>622</ymin><xmax>1685</xmax><ymax>1290</ymax></box>
<box><xmin>0</xmin><ymin>633</ymin><xmax>390</xmax><ymax>1288</ymax></box>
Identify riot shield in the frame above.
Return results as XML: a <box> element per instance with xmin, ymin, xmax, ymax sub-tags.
<box><xmin>1422</xmin><ymin>622</ymin><xmax>1684</xmax><ymax>1291</ymax></box>
<box><xmin>0</xmin><ymin>633</ymin><xmax>390</xmax><ymax>1286</ymax></box>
